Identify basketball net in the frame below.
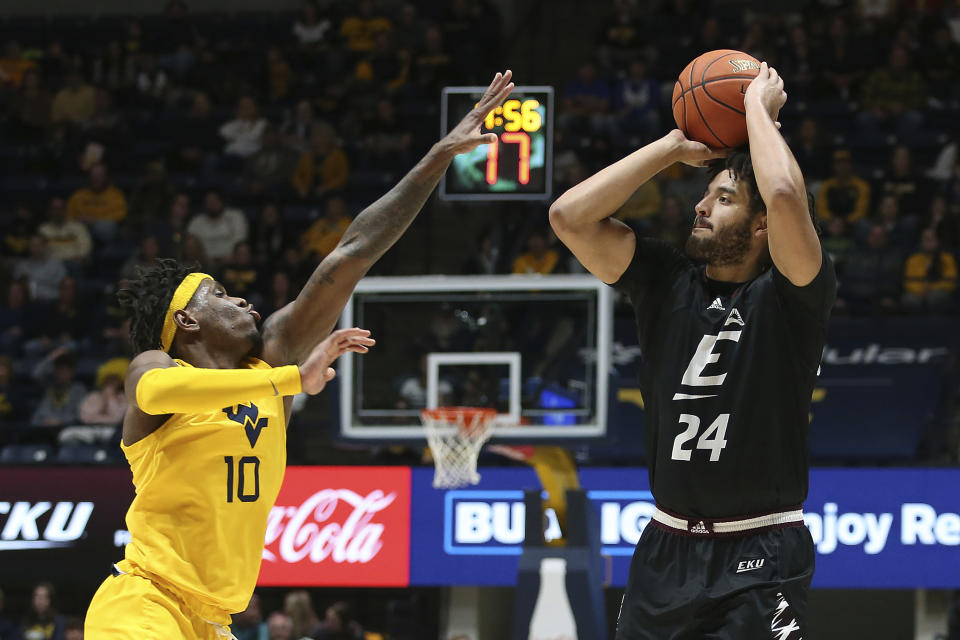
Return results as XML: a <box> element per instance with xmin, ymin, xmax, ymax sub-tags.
<box><xmin>421</xmin><ymin>407</ymin><xmax>497</xmax><ymax>488</ymax></box>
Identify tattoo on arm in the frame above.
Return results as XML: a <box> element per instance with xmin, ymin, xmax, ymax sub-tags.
<box><xmin>338</xmin><ymin>147</ymin><xmax>452</xmax><ymax>261</ymax></box>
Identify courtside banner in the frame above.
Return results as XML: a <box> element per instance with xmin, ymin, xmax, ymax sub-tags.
<box><xmin>409</xmin><ymin>467</ymin><xmax>960</xmax><ymax>588</ymax></box>
<box><xmin>257</xmin><ymin>466</ymin><xmax>411</xmax><ymax>587</ymax></box>
<box><xmin>0</xmin><ymin>467</ymin><xmax>134</xmax><ymax>589</ymax></box>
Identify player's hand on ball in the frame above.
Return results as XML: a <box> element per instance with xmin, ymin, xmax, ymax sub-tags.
<box><xmin>745</xmin><ymin>61</ymin><xmax>787</xmax><ymax>123</ymax></box>
<box><xmin>299</xmin><ymin>327</ymin><xmax>375</xmax><ymax>395</ymax></box>
<box><xmin>439</xmin><ymin>69</ymin><xmax>515</xmax><ymax>156</ymax></box>
<box><xmin>665</xmin><ymin>129</ymin><xmax>729</xmax><ymax>167</ymax></box>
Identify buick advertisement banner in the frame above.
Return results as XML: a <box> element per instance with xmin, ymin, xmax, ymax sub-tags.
<box><xmin>409</xmin><ymin>467</ymin><xmax>960</xmax><ymax>589</ymax></box>
<box><xmin>2</xmin><ymin>466</ymin><xmax>959</xmax><ymax>589</ymax></box>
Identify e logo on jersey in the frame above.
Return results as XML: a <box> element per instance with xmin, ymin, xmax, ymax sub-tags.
<box><xmin>673</xmin><ymin>309</ymin><xmax>744</xmax><ymax>401</ymax></box>
<box><xmin>223</xmin><ymin>403</ymin><xmax>268</xmax><ymax>448</ymax></box>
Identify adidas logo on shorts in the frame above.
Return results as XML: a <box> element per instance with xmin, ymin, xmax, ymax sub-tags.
<box><xmin>689</xmin><ymin>520</ymin><xmax>711</xmax><ymax>534</ymax></box>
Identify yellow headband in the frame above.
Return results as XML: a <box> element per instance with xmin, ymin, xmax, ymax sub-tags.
<box><xmin>160</xmin><ymin>273</ymin><xmax>212</xmax><ymax>352</ymax></box>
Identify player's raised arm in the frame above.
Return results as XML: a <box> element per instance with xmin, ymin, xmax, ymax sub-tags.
<box><xmin>744</xmin><ymin>62</ymin><xmax>822</xmax><ymax>286</ymax></box>
<box><xmin>549</xmin><ymin>130</ymin><xmax>725</xmax><ymax>284</ymax></box>
<box><xmin>260</xmin><ymin>71</ymin><xmax>515</xmax><ymax>366</ymax></box>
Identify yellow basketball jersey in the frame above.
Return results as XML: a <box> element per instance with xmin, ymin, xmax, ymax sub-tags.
<box><xmin>119</xmin><ymin>357</ymin><xmax>287</xmax><ymax>617</ymax></box>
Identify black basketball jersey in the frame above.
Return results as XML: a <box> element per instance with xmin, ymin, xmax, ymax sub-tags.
<box><xmin>615</xmin><ymin>235</ymin><xmax>836</xmax><ymax>518</ymax></box>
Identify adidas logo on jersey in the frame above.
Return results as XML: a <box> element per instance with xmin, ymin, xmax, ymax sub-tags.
<box><xmin>707</xmin><ymin>297</ymin><xmax>725</xmax><ymax>311</ymax></box>
<box><xmin>689</xmin><ymin>520</ymin><xmax>711</xmax><ymax>534</ymax></box>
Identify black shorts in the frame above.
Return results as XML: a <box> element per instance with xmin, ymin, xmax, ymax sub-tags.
<box><xmin>615</xmin><ymin>523</ymin><xmax>814</xmax><ymax>640</ymax></box>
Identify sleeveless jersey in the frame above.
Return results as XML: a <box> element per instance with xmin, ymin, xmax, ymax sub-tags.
<box><xmin>615</xmin><ymin>236</ymin><xmax>836</xmax><ymax>518</ymax></box>
<box><xmin>119</xmin><ymin>357</ymin><xmax>287</xmax><ymax>615</ymax></box>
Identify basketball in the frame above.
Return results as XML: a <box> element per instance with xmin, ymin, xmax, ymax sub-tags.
<box><xmin>672</xmin><ymin>49</ymin><xmax>761</xmax><ymax>148</ymax></box>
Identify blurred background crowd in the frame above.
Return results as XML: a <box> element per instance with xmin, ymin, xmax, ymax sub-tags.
<box><xmin>0</xmin><ymin>1</ymin><xmax>958</xmax><ymax>475</ymax></box>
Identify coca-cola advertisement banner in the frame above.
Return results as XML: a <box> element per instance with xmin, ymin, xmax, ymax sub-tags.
<box><xmin>0</xmin><ymin>467</ymin><xmax>135</xmax><ymax>589</ymax></box>
<box><xmin>258</xmin><ymin>466</ymin><xmax>411</xmax><ymax>587</ymax></box>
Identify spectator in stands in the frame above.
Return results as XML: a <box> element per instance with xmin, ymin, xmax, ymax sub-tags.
<box><xmin>0</xmin><ymin>40</ymin><xmax>35</xmax><ymax>88</ymax></box>
<box><xmin>838</xmin><ymin>223</ymin><xmax>903</xmax><ymax>314</ymax></box>
<box><xmin>392</xmin><ymin>3</ymin><xmax>424</xmax><ymax>55</ymax></box>
<box><xmin>233</xmin><ymin>593</ymin><xmax>268</xmax><ymax>640</ymax></box>
<box><xmin>877</xmin><ymin>145</ymin><xmax>926</xmax><ymax>218</ymax></box>
<box><xmin>777</xmin><ymin>25</ymin><xmax>815</xmax><ymax>100</ymax></box>
<box><xmin>859</xmin><ymin>45</ymin><xmax>926</xmax><ymax>134</ymax></box>
<box><xmin>313</xmin><ymin>601</ymin><xmax>363</xmax><ymax>640</ymax></box>
<box><xmin>0</xmin><ymin>355</ymin><xmax>28</xmax><ymax>428</ymax></box>
<box><xmin>220</xmin><ymin>241</ymin><xmax>260</xmax><ymax>299</ymax></box>
<box><xmin>0</xmin><ymin>587</ymin><xmax>20</xmax><ymax>640</ymax></box>
<box><xmin>251</xmin><ymin>202</ymin><xmax>287</xmax><ymax>267</ymax></box>
<box><xmin>597</xmin><ymin>3</ymin><xmax>644</xmax><ymax>68</ymax></box>
<box><xmin>13</xmin><ymin>235</ymin><xmax>67</xmax><ymax>302</ymax></box>
<box><xmin>293</xmin><ymin>1</ymin><xmax>332</xmax><ymax>48</ymax></box>
<box><xmin>301</xmin><ymin>196</ymin><xmax>351</xmax><ymax>260</ymax></box>
<box><xmin>513</xmin><ymin>229</ymin><xmax>559</xmax><ymax>275</ymax></box>
<box><xmin>816</xmin><ymin>15</ymin><xmax>865</xmax><ymax>99</ymax></box>
<box><xmin>220</xmin><ymin>96</ymin><xmax>268</xmax><ymax>158</ymax></box>
<box><xmin>340</xmin><ymin>0</ymin><xmax>392</xmax><ymax>53</ymax></box>
<box><xmin>871</xmin><ymin>193</ymin><xmax>919</xmax><ymax>253</ymax></box>
<box><xmin>355</xmin><ymin>31</ymin><xmax>407</xmax><ymax>93</ymax></box>
<box><xmin>145</xmin><ymin>192</ymin><xmax>190</xmax><ymax>257</ymax></box>
<box><xmin>266</xmin><ymin>48</ymin><xmax>294</xmax><ymax>103</ymax></box>
<box><xmin>20</xmin><ymin>582</ymin><xmax>65</xmax><ymax>640</ymax></box>
<box><xmin>63</xmin><ymin>618</ymin><xmax>82</xmax><ymax>640</ymax></box>
<box><xmin>266</xmin><ymin>612</ymin><xmax>293</xmax><ymax>640</ymax></box>
<box><xmin>244</xmin><ymin>125</ymin><xmax>299</xmax><ymax>197</ymax></box>
<box><xmin>616</xmin><ymin>179</ymin><xmax>662</xmax><ymax>227</ymax></box>
<box><xmin>0</xmin><ymin>280</ymin><xmax>31</xmax><ymax>354</ymax></box>
<box><xmin>284</xmin><ymin>591</ymin><xmax>320</xmax><ymax>639</ymax></box>
<box><xmin>614</xmin><ymin>59</ymin><xmax>660</xmax><ymax>144</ymax></box>
<box><xmin>816</xmin><ymin>149</ymin><xmax>870</xmax><ymax>225</ymax></box>
<box><xmin>412</xmin><ymin>26</ymin><xmax>453</xmax><ymax>98</ymax></box>
<box><xmin>821</xmin><ymin>217</ymin><xmax>853</xmax><ymax>274</ymax></box>
<box><xmin>91</xmin><ymin>40</ymin><xmax>135</xmax><ymax>93</ymax></box>
<box><xmin>292</xmin><ymin>123</ymin><xmax>349</xmax><ymax>199</ymax></box>
<box><xmin>133</xmin><ymin>53</ymin><xmax>169</xmax><ymax>107</ymax></box>
<box><xmin>462</xmin><ymin>231</ymin><xmax>502</xmax><ymax>275</ymax></box>
<box><xmin>31</xmin><ymin>276</ymin><xmax>87</xmax><ymax>352</ymax></box>
<box><xmin>171</xmin><ymin>91</ymin><xmax>220</xmax><ymax>172</ymax></box>
<box><xmin>791</xmin><ymin>117</ymin><xmax>830</xmax><ymax>183</ymax></box>
<box><xmin>922</xmin><ymin>24</ymin><xmax>960</xmax><ymax>102</ymax></box>
<box><xmin>363</xmin><ymin>98</ymin><xmax>412</xmax><ymax>170</ymax></box>
<box><xmin>261</xmin><ymin>270</ymin><xmax>293</xmax><ymax>318</ymax></box>
<box><xmin>129</xmin><ymin>161</ymin><xmax>175</xmax><ymax>223</ymax></box>
<box><xmin>38</xmin><ymin>197</ymin><xmax>92</xmax><ymax>269</ymax></box>
<box><xmin>3</xmin><ymin>203</ymin><xmax>37</xmax><ymax>257</ymax></box>
<box><xmin>661</xmin><ymin>162</ymin><xmax>709</xmax><ymax>214</ymax></box>
<box><xmin>121</xmin><ymin>235</ymin><xmax>161</xmax><ymax>280</ymax></box>
<box><xmin>31</xmin><ymin>349</ymin><xmax>85</xmax><ymax>428</ymax></box>
<box><xmin>78</xmin><ymin>357</ymin><xmax>128</xmax><ymax>426</ymax></box>
<box><xmin>51</xmin><ymin>71</ymin><xmax>96</xmax><ymax>127</ymax></box>
<box><xmin>282</xmin><ymin>99</ymin><xmax>317</xmax><ymax>152</ymax></box>
<box><xmin>82</xmin><ymin>89</ymin><xmax>127</xmax><ymax>153</ymax></box>
<box><xmin>902</xmin><ymin>228</ymin><xmax>957</xmax><ymax>312</ymax></box>
<box><xmin>925</xmin><ymin>194</ymin><xmax>960</xmax><ymax>251</ymax></box>
<box><xmin>186</xmin><ymin>190</ymin><xmax>249</xmax><ymax>264</ymax></box>
<box><xmin>560</xmin><ymin>61</ymin><xmax>613</xmax><ymax>137</ymax></box>
<box><xmin>7</xmin><ymin>69</ymin><xmax>52</xmax><ymax>141</ymax></box>
<box><xmin>180</xmin><ymin>233</ymin><xmax>208</xmax><ymax>268</ymax></box>
<box><xmin>66</xmin><ymin>163</ymin><xmax>128</xmax><ymax>241</ymax></box>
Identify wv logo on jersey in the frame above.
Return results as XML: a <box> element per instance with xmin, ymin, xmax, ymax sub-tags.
<box><xmin>673</xmin><ymin>308</ymin><xmax>744</xmax><ymax>401</ymax></box>
<box><xmin>223</xmin><ymin>403</ymin><xmax>268</xmax><ymax>448</ymax></box>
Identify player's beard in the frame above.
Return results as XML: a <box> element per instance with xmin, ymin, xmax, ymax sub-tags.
<box><xmin>684</xmin><ymin>215</ymin><xmax>755</xmax><ymax>266</ymax></box>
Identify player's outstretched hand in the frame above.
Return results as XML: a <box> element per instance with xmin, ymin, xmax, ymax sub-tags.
<box><xmin>745</xmin><ymin>61</ymin><xmax>787</xmax><ymax>123</ymax></box>
<box><xmin>438</xmin><ymin>69</ymin><xmax>515</xmax><ymax>156</ymax></box>
<box><xmin>299</xmin><ymin>327</ymin><xmax>375</xmax><ymax>395</ymax></box>
<box><xmin>665</xmin><ymin>129</ymin><xmax>729</xmax><ymax>167</ymax></box>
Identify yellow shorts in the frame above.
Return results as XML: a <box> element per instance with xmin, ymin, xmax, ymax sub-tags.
<box><xmin>85</xmin><ymin>568</ymin><xmax>234</xmax><ymax>640</ymax></box>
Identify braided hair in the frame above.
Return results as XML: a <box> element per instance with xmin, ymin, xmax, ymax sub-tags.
<box><xmin>117</xmin><ymin>259</ymin><xmax>199</xmax><ymax>354</ymax></box>
<box><xmin>707</xmin><ymin>147</ymin><xmax>821</xmax><ymax>237</ymax></box>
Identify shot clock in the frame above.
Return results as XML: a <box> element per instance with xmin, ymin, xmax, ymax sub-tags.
<box><xmin>439</xmin><ymin>86</ymin><xmax>554</xmax><ymax>201</ymax></box>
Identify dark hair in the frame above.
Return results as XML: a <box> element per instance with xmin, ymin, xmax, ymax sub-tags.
<box><xmin>64</xmin><ymin>617</ymin><xmax>83</xmax><ymax>631</ymax></box>
<box><xmin>117</xmin><ymin>258</ymin><xmax>199</xmax><ymax>354</ymax></box>
<box><xmin>707</xmin><ymin>147</ymin><xmax>821</xmax><ymax>236</ymax></box>
<box><xmin>25</xmin><ymin>582</ymin><xmax>56</xmax><ymax>625</ymax></box>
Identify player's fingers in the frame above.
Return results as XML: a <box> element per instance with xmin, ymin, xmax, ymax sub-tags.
<box><xmin>324</xmin><ymin>367</ymin><xmax>336</xmax><ymax>381</ymax></box>
<box><xmin>758</xmin><ymin>61</ymin><xmax>768</xmax><ymax>77</ymax></box>
<box><xmin>775</xmin><ymin>121</ymin><xmax>782</xmax><ymax>129</ymax></box>
<box><xmin>346</xmin><ymin>345</ymin><xmax>369</xmax><ymax>354</ymax></box>
<box><xmin>476</xmin><ymin>132</ymin><xmax>498</xmax><ymax>145</ymax></box>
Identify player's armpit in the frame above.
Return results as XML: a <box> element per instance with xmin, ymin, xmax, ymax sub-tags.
<box><xmin>134</xmin><ymin>364</ymin><xmax>302</xmax><ymax>415</ymax></box>
<box><xmin>549</xmin><ymin>212</ymin><xmax>636</xmax><ymax>285</ymax></box>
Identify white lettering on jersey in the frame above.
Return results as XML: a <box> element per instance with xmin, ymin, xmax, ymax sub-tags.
<box><xmin>679</xmin><ymin>331</ymin><xmax>742</xmax><ymax>388</ymax></box>
<box><xmin>707</xmin><ymin>297</ymin><xmax>725</xmax><ymax>311</ymax></box>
